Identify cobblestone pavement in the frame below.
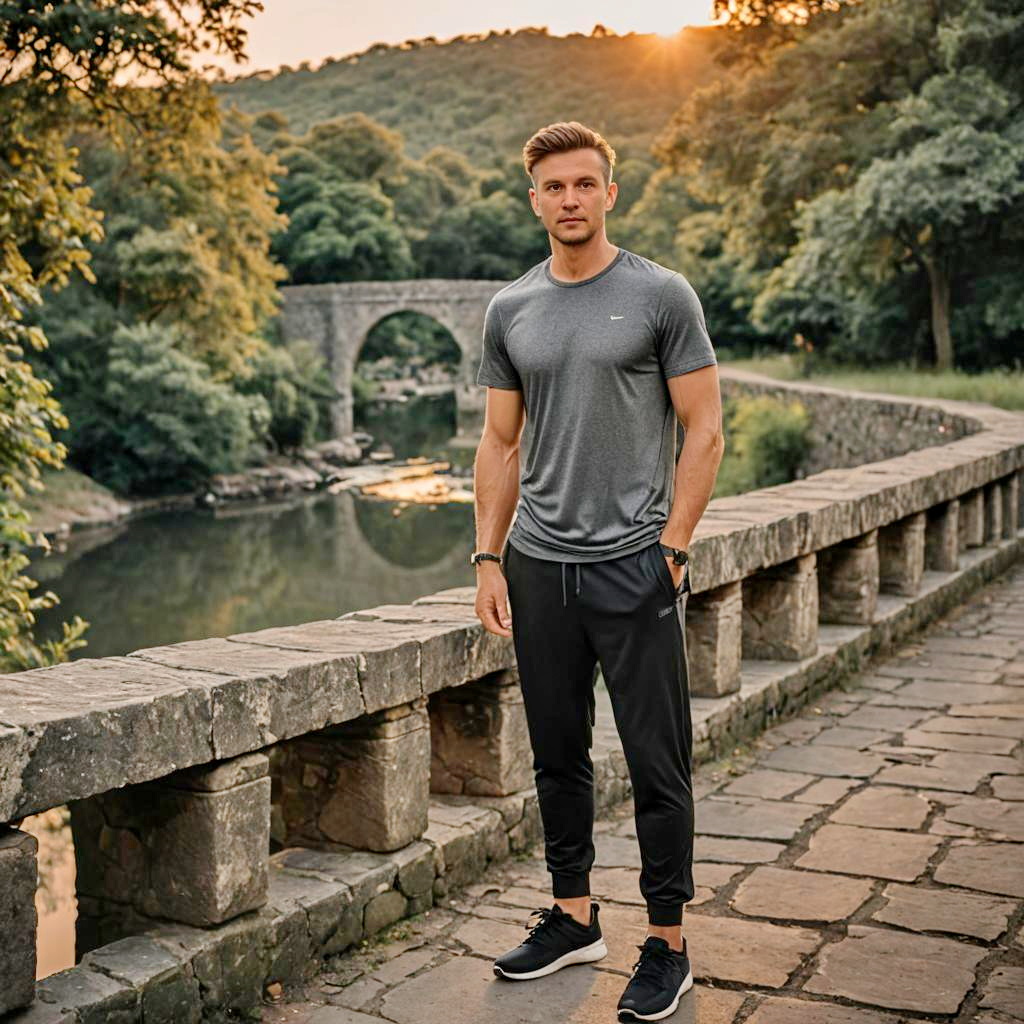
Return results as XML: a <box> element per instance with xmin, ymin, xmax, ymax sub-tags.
<box><xmin>263</xmin><ymin>562</ymin><xmax>1024</xmax><ymax>1024</ymax></box>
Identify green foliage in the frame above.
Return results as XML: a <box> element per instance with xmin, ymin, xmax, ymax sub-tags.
<box><xmin>234</xmin><ymin>339</ymin><xmax>338</xmax><ymax>450</ymax></box>
<box><xmin>90</xmin><ymin>323</ymin><xmax>271</xmax><ymax>495</ymax></box>
<box><xmin>658</xmin><ymin>0</ymin><xmax>1024</xmax><ymax>370</ymax></box>
<box><xmin>0</xmin><ymin>0</ymin><xmax>264</xmax><ymax>667</ymax></box>
<box><xmin>28</xmin><ymin>88</ymin><xmax>316</xmax><ymax>491</ymax></box>
<box><xmin>215</xmin><ymin>27</ymin><xmax>724</xmax><ymax>166</ymax></box>
<box><xmin>715</xmin><ymin>394</ymin><xmax>812</xmax><ymax>496</ymax></box>
<box><xmin>361</xmin><ymin>314</ymin><xmax>461</xmax><ymax>368</ymax></box>
<box><xmin>272</xmin><ymin>177</ymin><xmax>414</xmax><ymax>282</ymax></box>
<box><xmin>723</xmin><ymin>353</ymin><xmax>1024</xmax><ymax>412</ymax></box>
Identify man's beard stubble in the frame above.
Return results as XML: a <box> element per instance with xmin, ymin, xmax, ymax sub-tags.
<box><xmin>552</xmin><ymin>222</ymin><xmax>599</xmax><ymax>247</ymax></box>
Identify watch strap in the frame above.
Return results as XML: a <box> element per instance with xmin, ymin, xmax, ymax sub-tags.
<box><xmin>470</xmin><ymin>551</ymin><xmax>502</xmax><ymax>567</ymax></box>
<box><xmin>658</xmin><ymin>543</ymin><xmax>689</xmax><ymax>565</ymax></box>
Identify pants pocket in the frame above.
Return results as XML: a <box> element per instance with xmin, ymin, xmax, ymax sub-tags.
<box><xmin>650</xmin><ymin>541</ymin><xmax>689</xmax><ymax>601</ymax></box>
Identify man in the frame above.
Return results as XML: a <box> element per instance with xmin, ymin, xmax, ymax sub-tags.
<box><xmin>471</xmin><ymin>120</ymin><xmax>724</xmax><ymax>1022</ymax></box>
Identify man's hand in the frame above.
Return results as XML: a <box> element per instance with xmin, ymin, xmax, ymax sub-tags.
<box><xmin>475</xmin><ymin>564</ymin><xmax>513</xmax><ymax>637</ymax></box>
<box><xmin>665</xmin><ymin>556</ymin><xmax>687</xmax><ymax>591</ymax></box>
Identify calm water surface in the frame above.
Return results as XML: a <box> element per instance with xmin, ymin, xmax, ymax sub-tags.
<box><xmin>30</xmin><ymin>486</ymin><xmax>478</xmax><ymax>659</ymax></box>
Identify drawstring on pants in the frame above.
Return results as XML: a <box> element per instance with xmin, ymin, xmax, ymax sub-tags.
<box><xmin>560</xmin><ymin>562</ymin><xmax>582</xmax><ymax>607</ymax></box>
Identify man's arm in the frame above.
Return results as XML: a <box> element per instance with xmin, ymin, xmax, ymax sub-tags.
<box><xmin>659</xmin><ymin>363</ymin><xmax>725</xmax><ymax>558</ymax></box>
<box><xmin>473</xmin><ymin>386</ymin><xmax>525</xmax><ymax>637</ymax></box>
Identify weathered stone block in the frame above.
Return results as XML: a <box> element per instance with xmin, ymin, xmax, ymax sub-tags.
<box><xmin>32</xmin><ymin>965</ymin><xmax>135</xmax><ymax>1024</ymax></box>
<box><xmin>960</xmin><ymin>488</ymin><xmax>985</xmax><ymax>548</ymax></box>
<box><xmin>742</xmin><ymin>553</ymin><xmax>818</xmax><ymax>660</ymax></box>
<box><xmin>364</xmin><ymin>889</ymin><xmax>407</xmax><ymax>934</ymax></box>
<box><xmin>0</xmin><ymin>826</ymin><xmax>38</xmax><ymax>1015</ymax></box>
<box><xmin>82</xmin><ymin>935</ymin><xmax>202</xmax><ymax>1024</ymax></box>
<box><xmin>275</xmin><ymin>699</ymin><xmax>430</xmax><ymax>852</ymax></box>
<box><xmin>429</xmin><ymin>669</ymin><xmax>531</xmax><ymax>797</ymax></box>
<box><xmin>925</xmin><ymin>498</ymin><xmax>959</xmax><ymax>572</ymax></box>
<box><xmin>70</xmin><ymin>752</ymin><xmax>271</xmax><ymax>940</ymax></box>
<box><xmin>984</xmin><ymin>481</ymin><xmax>1003</xmax><ymax>542</ymax></box>
<box><xmin>878</xmin><ymin>512</ymin><xmax>926</xmax><ymax>596</ymax></box>
<box><xmin>686</xmin><ymin>581</ymin><xmax>742</xmax><ymax>697</ymax></box>
<box><xmin>818</xmin><ymin>529</ymin><xmax>878</xmax><ymax>625</ymax></box>
<box><xmin>1002</xmin><ymin>471</ymin><xmax>1020</xmax><ymax>538</ymax></box>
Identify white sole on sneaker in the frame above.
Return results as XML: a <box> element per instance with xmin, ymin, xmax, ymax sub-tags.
<box><xmin>492</xmin><ymin>938</ymin><xmax>608</xmax><ymax>981</ymax></box>
<box><xmin>617</xmin><ymin>969</ymin><xmax>694</xmax><ymax>1021</ymax></box>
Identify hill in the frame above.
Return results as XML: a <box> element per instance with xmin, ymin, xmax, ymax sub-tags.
<box><xmin>213</xmin><ymin>25</ymin><xmax>725</xmax><ymax>166</ymax></box>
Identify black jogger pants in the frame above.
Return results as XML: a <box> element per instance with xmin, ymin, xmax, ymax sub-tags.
<box><xmin>501</xmin><ymin>534</ymin><xmax>695</xmax><ymax>927</ymax></box>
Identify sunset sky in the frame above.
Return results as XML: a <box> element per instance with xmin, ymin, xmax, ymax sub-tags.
<box><xmin>202</xmin><ymin>0</ymin><xmax>721</xmax><ymax>74</ymax></box>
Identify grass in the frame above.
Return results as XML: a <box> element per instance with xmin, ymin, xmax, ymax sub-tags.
<box><xmin>720</xmin><ymin>352</ymin><xmax>1024</xmax><ymax>412</ymax></box>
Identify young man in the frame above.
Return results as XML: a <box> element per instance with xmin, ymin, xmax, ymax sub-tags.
<box><xmin>471</xmin><ymin>120</ymin><xmax>724</xmax><ymax>1022</ymax></box>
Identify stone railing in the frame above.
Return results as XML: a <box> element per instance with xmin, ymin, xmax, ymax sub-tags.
<box><xmin>1</xmin><ymin>370</ymin><xmax>1022</xmax><ymax>1020</ymax></box>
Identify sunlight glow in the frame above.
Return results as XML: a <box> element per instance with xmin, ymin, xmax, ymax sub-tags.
<box><xmin>197</xmin><ymin>2</ymin><xmax>725</xmax><ymax>75</ymax></box>
<box><xmin>605</xmin><ymin>0</ymin><xmax>721</xmax><ymax>36</ymax></box>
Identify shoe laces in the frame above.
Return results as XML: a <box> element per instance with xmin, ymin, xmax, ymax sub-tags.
<box><xmin>523</xmin><ymin>905</ymin><xmax>572</xmax><ymax>946</ymax></box>
<box><xmin>629</xmin><ymin>941</ymin><xmax>680</xmax><ymax>986</ymax></box>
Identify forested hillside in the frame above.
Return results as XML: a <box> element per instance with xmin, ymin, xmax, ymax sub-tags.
<box><xmin>213</xmin><ymin>25</ymin><xmax>724</xmax><ymax>164</ymax></box>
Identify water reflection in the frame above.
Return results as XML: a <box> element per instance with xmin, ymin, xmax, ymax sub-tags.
<box><xmin>29</xmin><ymin>486</ymin><xmax>477</xmax><ymax>660</ymax></box>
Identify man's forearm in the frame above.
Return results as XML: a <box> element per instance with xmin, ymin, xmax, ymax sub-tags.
<box><xmin>474</xmin><ymin>432</ymin><xmax>520</xmax><ymax>554</ymax></box>
<box><xmin>660</xmin><ymin>426</ymin><xmax>724</xmax><ymax>551</ymax></box>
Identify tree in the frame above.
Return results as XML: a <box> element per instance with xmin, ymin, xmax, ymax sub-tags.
<box><xmin>657</xmin><ymin>0</ymin><xmax>1024</xmax><ymax>368</ymax></box>
<box><xmin>0</xmin><ymin>0</ymin><xmax>262</xmax><ymax>668</ymax></box>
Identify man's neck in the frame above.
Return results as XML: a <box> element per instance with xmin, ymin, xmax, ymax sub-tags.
<box><xmin>549</xmin><ymin>237</ymin><xmax>620</xmax><ymax>283</ymax></box>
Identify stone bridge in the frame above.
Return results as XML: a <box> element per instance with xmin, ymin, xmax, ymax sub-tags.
<box><xmin>1</xmin><ymin>370</ymin><xmax>1022</xmax><ymax>1021</ymax></box>
<box><xmin>278</xmin><ymin>279</ymin><xmax>506</xmax><ymax>441</ymax></box>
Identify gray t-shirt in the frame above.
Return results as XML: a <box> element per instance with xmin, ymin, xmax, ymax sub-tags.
<box><xmin>476</xmin><ymin>246</ymin><xmax>717</xmax><ymax>563</ymax></box>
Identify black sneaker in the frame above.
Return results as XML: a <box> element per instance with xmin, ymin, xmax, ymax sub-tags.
<box><xmin>617</xmin><ymin>936</ymin><xmax>693</xmax><ymax>1021</ymax></box>
<box><xmin>492</xmin><ymin>902</ymin><xmax>607</xmax><ymax>980</ymax></box>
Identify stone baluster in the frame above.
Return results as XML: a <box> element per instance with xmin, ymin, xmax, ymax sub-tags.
<box><xmin>878</xmin><ymin>512</ymin><xmax>926</xmax><ymax>595</ymax></box>
<box><xmin>960</xmin><ymin>488</ymin><xmax>985</xmax><ymax>549</ymax></box>
<box><xmin>0</xmin><ymin>826</ymin><xmax>37</xmax><ymax>1015</ymax></box>
<box><xmin>925</xmin><ymin>498</ymin><xmax>960</xmax><ymax>572</ymax></box>
<box><xmin>742</xmin><ymin>553</ymin><xmax>818</xmax><ymax>660</ymax></box>
<box><xmin>1002</xmin><ymin>471</ymin><xmax>1021</xmax><ymax>539</ymax></box>
<box><xmin>273</xmin><ymin>698</ymin><xmax>430</xmax><ymax>854</ymax></box>
<box><xmin>818</xmin><ymin>529</ymin><xmax>879</xmax><ymax>624</ymax></box>
<box><xmin>984</xmin><ymin>481</ymin><xmax>1003</xmax><ymax>543</ymax></box>
<box><xmin>428</xmin><ymin>669</ymin><xmax>532</xmax><ymax>797</ymax></box>
<box><xmin>686</xmin><ymin>581</ymin><xmax>743</xmax><ymax>696</ymax></box>
<box><xmin>70</xmin><ymin>752</ymin><xmax>271</xmax><ymax>957</ymax></box>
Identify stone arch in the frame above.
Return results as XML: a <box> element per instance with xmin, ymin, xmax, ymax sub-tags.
<box><xmin>279</xmin><ymin>279</ymin><xmax>507</xmax><ymax>441</ymax></box>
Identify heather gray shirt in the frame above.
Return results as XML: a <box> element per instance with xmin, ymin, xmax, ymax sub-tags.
<box><xmin>476</xmin><ymin>247</ymin><xmax>718</xmax><ymax>563</ymax></box>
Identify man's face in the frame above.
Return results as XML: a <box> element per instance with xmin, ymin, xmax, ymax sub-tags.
<box><xmin>529</xmin><ymin>148</ymin><xmax>618</xmax><ymax>246</ymax></box>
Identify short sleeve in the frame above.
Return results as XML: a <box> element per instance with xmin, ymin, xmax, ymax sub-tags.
<box><xmin>655</xmin><ymin>272</ymin><xmax>717</xmax><ymax>379</ymax></box>
<box><xmin>476</xmin><ymin>295</ymin><xmax>522</xmax><ymax>390</ymax></box>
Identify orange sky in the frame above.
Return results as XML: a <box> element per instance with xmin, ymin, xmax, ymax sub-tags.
<box><xmin>200</xmin><ymin>1</ymin><xmax>721</xmax><ymax>74</ymax></box>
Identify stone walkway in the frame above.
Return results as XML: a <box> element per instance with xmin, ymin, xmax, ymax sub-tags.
<box><xmin>263</xmin><ymin>562</ymin><xmax>1024</xmax><ymax>1024</ymax></box>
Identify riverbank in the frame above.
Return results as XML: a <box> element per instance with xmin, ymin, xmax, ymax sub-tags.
<box><xmin>22</xmin><ymin>443</ymin><xmax>475</xmax><ymax>545</ymax></box>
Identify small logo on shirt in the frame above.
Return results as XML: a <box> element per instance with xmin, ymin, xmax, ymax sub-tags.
<box><xmin>658</xmin><ymin>605</ymin><xmax>674</xmax><ymax>618</ymax></box>
<box><xmin>610</xmin><ymin>315</ymin><xmax>625</xmax><ymax>320</ymax></box>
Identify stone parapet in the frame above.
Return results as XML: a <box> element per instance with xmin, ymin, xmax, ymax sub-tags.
<box><xmin>7</xmin><ymin>529</ymin><xmax>1021</xmax><ymax>1024</ymax></box>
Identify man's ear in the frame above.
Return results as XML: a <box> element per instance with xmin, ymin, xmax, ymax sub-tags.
<box><xmin>606</xmin><ymin>181</ymin><xmax>618</xmax><ymax>211</ymax></box>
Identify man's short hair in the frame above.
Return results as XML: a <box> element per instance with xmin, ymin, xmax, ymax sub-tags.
<box><xmin>522</xmin><ymin>121</ymin><xmax>617</xmax><ymax>187</ymax></box>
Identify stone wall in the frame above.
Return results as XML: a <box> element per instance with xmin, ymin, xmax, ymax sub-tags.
<box><xmin>719</xmin><ymin>368</ymin><xmax>980</xmax><ymax>474</ymax></box>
